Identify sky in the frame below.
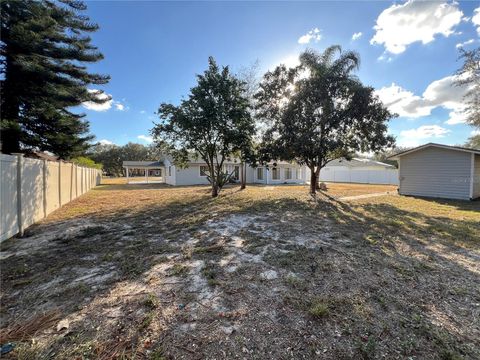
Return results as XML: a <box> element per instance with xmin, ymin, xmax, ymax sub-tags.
<box><xmin>79</xmin><ymin>0</ymin><xmax>480</xmax><ymax>149</ymax></box>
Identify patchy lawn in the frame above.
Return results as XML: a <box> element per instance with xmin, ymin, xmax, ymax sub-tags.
<box><xmin>1</xmin><ymin>181</ymin><xmax>479</xmax><ymax>359</ymax></box>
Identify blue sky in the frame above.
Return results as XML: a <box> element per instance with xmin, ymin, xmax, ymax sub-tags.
<box><xmin>80</xmin><ymin>1</ymin><xmax>480</xmax><ymax>149</ymax></box>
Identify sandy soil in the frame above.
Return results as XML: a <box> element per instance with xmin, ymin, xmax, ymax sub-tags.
<box><xmin>0</xmin><ymin>181</ymin><xmax>479</xmax><ymax>359</ymax></box>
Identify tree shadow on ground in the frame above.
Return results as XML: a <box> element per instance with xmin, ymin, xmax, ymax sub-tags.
<box><xmin>1</xmin><ymin>186</ymin><xmax>479</xmax><ymax>359</ymax></box>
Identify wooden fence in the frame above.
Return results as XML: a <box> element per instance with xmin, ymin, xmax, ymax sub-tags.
<box><xmin>0</xmin><ymin>153</ymin><xmax>101</xmax><ymax>242</ymax></box>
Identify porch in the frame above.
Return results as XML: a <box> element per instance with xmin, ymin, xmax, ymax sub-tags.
<box><xmin>122</xmin><ymin>161</ymin><xmax>165</xmax><ymax>184</ymax></box>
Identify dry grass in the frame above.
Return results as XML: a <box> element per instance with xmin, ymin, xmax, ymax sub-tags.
<box><xmin>0</xmin><ymin>180</ymin><xmax>478</xmax><ymax>359</ymax></box>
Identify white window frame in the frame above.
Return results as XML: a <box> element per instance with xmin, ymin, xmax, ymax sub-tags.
<box><xmin>296</xmin><ymin>167</ymin><xmax>301</xmax><ymax>180</ymax></box>
<box><xmin>285</xmin><ymin>167</ymin><xmax>292</xmax><ymax>180</ymax></box>
<box><xmin>199</xmin><ymin>165</ymin><xmax>210</xmax><ymax>177</ymax></box>
<box><xmin>257</xmin><ymin>167</ymin><xmax>264</xmax><ymax>181</ymax></box>
<box><xmin>272</xmin><ymin>167</ymin><xmax>280</xmax><ymax>180</ymax></box>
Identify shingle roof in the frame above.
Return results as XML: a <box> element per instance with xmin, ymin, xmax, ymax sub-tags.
<box><xmin>388</xmin><ymin>143</ymin><xmax>480</xmax><ymax>160</ymax></box>
<box><xmin>123</xmin><ymin>161</ymin><xmax>164</xmax><ymax>167</ymax></box>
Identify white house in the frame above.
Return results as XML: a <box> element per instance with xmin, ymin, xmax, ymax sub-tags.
<box><xmin>124</xmin><ymin>158</ymin><xmax>306</xmax><ymax>186</ymax></box>
<box><xmin>389</xmin><ymin>143</ymin><xmax>480</xmax><ymax>201</ymax></box>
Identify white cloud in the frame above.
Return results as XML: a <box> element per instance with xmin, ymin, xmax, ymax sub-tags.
<box><xmin>140</xmin><ymin>110</ymin><xmax>146</xmax><ymax>114</ymax></box>
<box><xmin>298</xmin><ymin>28</ymin><xmax>322</xmax><ymax>44</ymax></box>
<box><xmin>456</xmin><ymin>39</ymin><xmax>475</xmax><ymax>48</ymax></box>
<box><xmin>352</xmin><ymin>32</ymin><xmax>363</xmax><ymax>41</ymax></box>
<box><xmin>471</xmin><ymin>129</ymin><xmax>480</xmax><ymax>136</ymax></box>
<box><xmin>98</xmin><ymin>139</ymin><xmax>114</xmax><ymax>145</ymax></box>
<box><xmin>400</xmin><ymin>125</ymin><xmax>450</xmax><ymax>139</ymax></box>
<box><xmin>375</xmin><ymin>83</ymin><xmax>433</xmax><ymax>118</ymax></box>
<box><xmin>375</xmin><ymin>74</ymin><xmax>471</xmax><ymax>124</ymax></box>
<box><xmin>82</xmin><ymin>89</ymin><xmax>112</xmax><ymax>111</ymax></box>
<box><xmin>377</xmin><ymin>54</ymin><xmax>393</xmax><ymax>62</ymax></box>
<box><xmin>137</xmin><ymin>135</ymin><xmax>153</xmax><ymax>143</ymax></box>
<box><xmin>371</xmin><ymin>0</ymin><xmax>463</xmax><ymax>54</ymax></box>
<box><xmin>115</xmin><ymin>103</ymin><xmax>125</xmax><ymax>111</ymax></box>
<box><xmin>473</xmin><ymin>7</ymin><xmax>480</xmax><ymax>35</ymax></box>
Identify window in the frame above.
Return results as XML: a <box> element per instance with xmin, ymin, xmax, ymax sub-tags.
<box><xmin>233</xmin><ymin>166</ymin><xmax>240</xmax><ymax>180</ymax></box>
<box><xmin>296</xmin><ymin>168</ymin><xmax>301</xmax><ymax>179</ymax></box>
<box><xmin>257</xmin><ymin>167</ymin><xmax>263</xmax><ymax>180</ymax></box>
<box><xmin>272</xmin><ymin>167</ymin><xmax>280</xmax><ymax>180</ymax></box>
<box><xmin>200</xmin><ymin>165</ymin><xmax>209</xmax><ymax>177</ymax></box>
<box><xmin>168</xmin><ymin>166</ymin><xmax>171</xmax><ymax>176</ymax></box>
<box><xmin>285</xmin><ymin>167</ymin><xmax>292</xmax><ymax>180</ymax></box>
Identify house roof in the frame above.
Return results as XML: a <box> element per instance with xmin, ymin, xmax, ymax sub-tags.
<box><xmin>388</xmin><ymin>143</ymin><xmax>480</xmax><ymax>160</ymax></box>
<box><xmin>123</xmin><ymin>161</ymin><xmax>164</xmax><ymax>168</ymax></box>
<box><xmin>25</xmin><ymin>151</ymin><xmax>59</xmax><ymax>161</ymax></box>
<box><xmin>326</xmin><ymin>157</ymin><xmax>394</xmax><ymax>168</ymax></box>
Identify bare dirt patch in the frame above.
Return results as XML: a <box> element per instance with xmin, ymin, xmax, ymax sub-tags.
<box><xmin>1</xmin><ymin>181</ymin><xmax>479</xmax><ymax>359</ymax></box>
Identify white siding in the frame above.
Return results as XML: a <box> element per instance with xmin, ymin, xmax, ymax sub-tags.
<box><xmin>174</xmin><ymin>163</ymin><xmax>304</xmax><ymax>186</ymax></box>
<box><xmin>473</xmin><ymin>154</ymin><xmax>480</xmax><ymax>199</ymax></box>
<box><xmin>163</xmin><ymin>160</ymin><xmax>176</xmax><ymax>185</ymax></box>
<box><xmin>399</xmin><ymin>147</ymin><xmax>471</xmax><ymax>200</ymax></box>
<box><xmin>265</xmin><ymin>165</ymin><xmax>305</xmax><ymax>184</ymax></box>
<box><xmin>175</xmin><ymin>165</ymin><xmax>211</xmax><ymax>186</ymax></box>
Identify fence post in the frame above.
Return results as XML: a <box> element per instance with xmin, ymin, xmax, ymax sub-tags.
<box><xmin>43</xmin><ymin>160</ymin><xmax>47</xmax><ymax>218</ymax></box>
<box><xmin>12</xmin><ymin>153</ymin><xmax>24</xmax><ymax>237</ymax></box>
<box><xmin>70</xmin><ymin>162</ymin><xmax>74</xmax><ymax>201</ymax></box>
<box><xmin>75</xmin><ymin>164</ymin><xmax>78</xmax><ymax>198</ymax></box>
<box><xmin>58</xmin><ymin>160</ymin><xmax>62</xmax><ymax>207</ymax></box>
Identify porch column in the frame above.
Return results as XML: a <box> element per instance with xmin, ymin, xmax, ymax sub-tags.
<box><xmin>145</xmin><ymin>168</ymin><xmax>148</xmax><ymax>184</ymax></box>
<box><xmin>126</xmin><ymin>167</ymin><xmax>129</xmax><ymax>184</ymax></box>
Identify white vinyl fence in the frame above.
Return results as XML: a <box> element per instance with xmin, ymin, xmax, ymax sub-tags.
<box><xmin>319</xmin><ymin>168</ymin><xmax>399</xmax><ymax>185</ymax></box>
<box><xmin>1</xmin><ymin>154</ymin><xmax>101</xmax><ymax>242</ymax></box>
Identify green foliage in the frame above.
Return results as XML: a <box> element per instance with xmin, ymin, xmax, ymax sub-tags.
<box><xmin>255</xmin><ymin>46</ymin><xmax>395</xmax><ymax>194</ymax></box>
<box><xmin>371</xmin><ymin>146</ymin><xmax>411</xmax><ymax>168</ymax></box>
<box><xmin>0</xmin><ymin>0</ymin><xmax>109</xmax><ymax>158</ymax></box>
<box><xmin>87</xmin><ymin>142</ymin><xmax>161</xmax><ymax>176</ymax></box>
<box><xmin>152</xmin><ymin>57</ymin><xmax>255</xmax><ymax>197</ymax></box>
<box><xmin>464</xmin><ymin>134</ymin><xmax>480</xmax><ymax>149</ymax></box>
<box><xmin>71</xmin><ymin>156</ymin><xmax>102</xmax><ymax>170</ymax></box>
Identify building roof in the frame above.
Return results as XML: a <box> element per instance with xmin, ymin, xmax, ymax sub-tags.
<box><xmin>326</xmin><ymin>157</ymin><xmax>394</xmax><ymax>168</ymax></box>
<box><xmin>123</xmin><ymin>161</ymin><xmax>164</xmax><ymax>168</ymax></box>
<box><xmin>25</xmin><ymin>151</ymin><xmax>59</xmax><ymax>161</ymax></box>
<box><xmin>388</xmin><ymin>143</ymin><xmax>480</xmax><ymax>160</ymax></box>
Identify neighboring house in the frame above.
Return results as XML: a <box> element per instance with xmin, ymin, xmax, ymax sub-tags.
<box><xmin>123</xmin><ymin>161</ymin><xmax>165</xmax><ymax>183</ymax></box>
<box><xmin>389</xmin><ymin>143</ymin><xmax>480</xmax><ymax>201</ymax></box>
<box><xmin>307</xmin><ymin>157</ymin><xmax>399</xmax><ymax>185</ymax></box>
<box><xmin>123</xmin><ymin>158</ymin><xmax>305</xmax><ymax>186</ymax></box>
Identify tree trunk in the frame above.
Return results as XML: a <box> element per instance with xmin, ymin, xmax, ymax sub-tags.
<box><xmin>240</xmin><ymin>162</ymin><xmax>246</xmax><ymax>190</ymax></box>
<box><xmin>211</xmin><ymin>183</ymin><xmax>219</xmax><ymax>197</ymax></box>
<box><xmin>315</xmin><ymin>167</ymin><xmax>321</xmax><ymax>190</ymax></box>
<box><xmin>309</xmin><ymin>167</ymin><xmax>317</xmax><ymax>194</ymax></box>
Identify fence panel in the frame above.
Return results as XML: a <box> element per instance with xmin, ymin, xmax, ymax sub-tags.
<box><xmin>21</xmin><ymin>157</ymin><xmax>44</xmax><ymax>230</ymax></box>
<box><xmin>60</xmin><ymin>162</ymin><xmax>72</xmax><ymax>206</ymax></box>
<box><xmin>46</xmin><ymin>161</ymin><xmax>60</xmax><ymax>214</ymax></box>
<box><xmin>0</xmin><ymin>155</ymin><xmax>19</xmax><ymax>241</ymax></box>
<box><xmin>319</xmin><ymin>168</ymin><xmax>399</xmax><ymax>185</ymax></box>
<box><xmin>0</xmin><ymin>154</ymin><xmax>101</xmax><ymax>242</ymax></box>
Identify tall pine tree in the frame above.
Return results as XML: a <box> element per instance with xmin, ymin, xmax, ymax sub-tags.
<box><xmin>1</xmin><ymin>0</ymin><xmax>109</xmax><ymax>158</ymax></box>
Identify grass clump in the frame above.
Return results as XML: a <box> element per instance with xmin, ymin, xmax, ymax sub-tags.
<box><xmin>170</xmin><ymin>263</ymin><xmax>189</xmax><ymax>277</ymax></box>
<box><xmin>144</xmin><ymin>293</ymin><xmax>159</xmax><ymax>309</ymax></box>
<box><xmin>202</xmin><ymin>262</ymin><xmax>220</xmax><ymax>287</ymax></box>
<box><xmin>308</xmin><ymin>299</ymin><xmax>329</xmax><ymax>318</ymax></box>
